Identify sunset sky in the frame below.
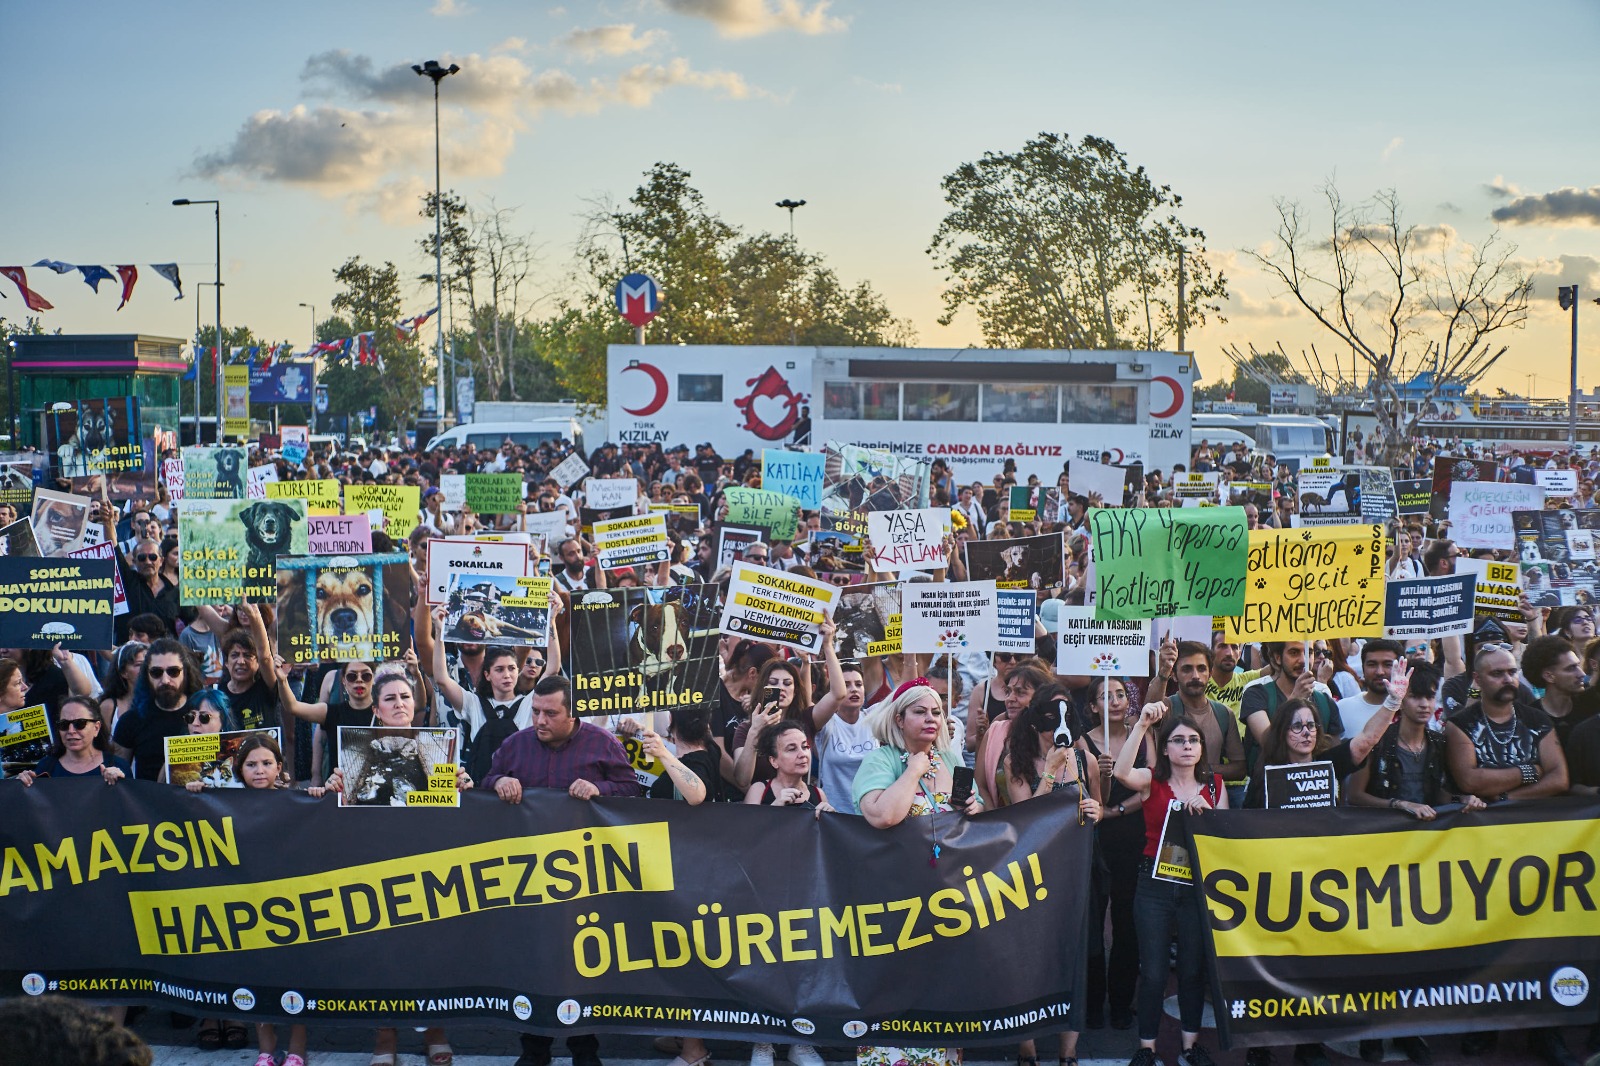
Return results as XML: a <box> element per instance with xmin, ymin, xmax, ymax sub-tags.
<box><xmin>8</xmin><ymin>0</ymin><xmax>1599</xmax><ymax>397</ymax></box>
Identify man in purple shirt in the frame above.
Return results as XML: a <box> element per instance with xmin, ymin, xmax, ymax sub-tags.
<box><xmin>485</xmin><ymin>675</ymin><xmax>638</xmax><ymax>1066</ymax></box>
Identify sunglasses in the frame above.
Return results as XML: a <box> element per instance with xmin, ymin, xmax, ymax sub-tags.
<box><xmin>527</xmin><ymin>659</ymin><xmax>546</xmax><ymax>670</ymax></box>
<box><xmin>136</xmin><ymin>553</ymin><xmax>160</xmax><ymax>562</ymax></box>
<box><xmin>994</xmin><ymin>653</ymin><xmax>1017</xmax><ymax>663</ymax></box>
<box><xmin>57</xmin><ymin>718</ymin><xmax>97</xmax><ymax>732</ymax></box>
<box><xmin>147</xmin><ymin>665</ymin><xmax>183</xmax><ymax>679</ymax></box>
<box><xmin>344</xmin><ymin>671</ymin><xmax>374</xmax><ymax>684</ymax></box>
<box><xmin>183</xmin><ymin>711</ymin><xmax>216</xmax><ymax>725</ymax></box>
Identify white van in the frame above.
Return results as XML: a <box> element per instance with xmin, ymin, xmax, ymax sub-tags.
<box><xmin>424</xmin><ymin>417</ymin><xmax>584</xmax><ymax>454</ymax></box>
<box><xmin>1252</xmin><ymin>416</ymin><xmax>1334</xmax><ymax>460</ymax></box>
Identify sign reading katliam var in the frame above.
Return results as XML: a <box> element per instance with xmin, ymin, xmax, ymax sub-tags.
<box><xmin>900</xmin><ymin>580</ymin><xmax>999</xmax><ymax>653</ymax></box>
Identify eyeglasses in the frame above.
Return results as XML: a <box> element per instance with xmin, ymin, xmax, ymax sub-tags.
<box><xmin>1167</xmin><ymin>735</ymin><xmax>1202</xmax><ymax>746</ymax></box>
<box><xmin>183</xmin><ymin>711</ymin><xmax>216</xmax><ymax>726</ymax></box>
<box><xmin>1288</xmin><ymin>721</ymin><xmax>1319</xmax><ymax>735</ymax></box>
<box><xmin>1571</xmin><ymin>615</ymin><xmax>1594</xmax><ymax>626</ymax></box>
<box><xmin>57</xmin><ymin>718</ymin><xmax>97</xmax><ymax>732</ymax></box>
<box><xmin>147</xmin><ymin>665</ymin><xmax>183</xmax><ymax>679</ymax></box>
<box><xmin>994</xmin><ymin>653</ymin><xmax>1017</xmax><ymax>663</ymax></box>
<box><xmin>344</xmin><ymin>671</ymin><xmax>374</xmax><ymax>683</ymax></box>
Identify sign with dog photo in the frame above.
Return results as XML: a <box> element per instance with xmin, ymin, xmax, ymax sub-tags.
<box><xmin>425</xmin><ymin>538</ymin><xmax>529</xmax><ymax>605</ymax></box>
<box><xmin>44</xmin><ymin>397</ymin><xmax>143</xmax><ymax>477</ymax></box>
<box><xmin>181</xmin><ymin>446</ymin><xmax>249</xmax><ymax>500</ymax></box>
<box><xmin>179</xmin><ymin>498</ymin><xmax>308</xmax><ymax>605</ymax></box>
<box><xmin>819</xmin><ymin>441</ymin><xmax>931</xmax><ymax>514</ymax></box>
<box><xmin>29</xmin><ymin>488</ymin><xmax>104</xmax><ymax>557</ymax></box>
<box><xmin>335</xmin><ymin>726</ymin><xmax>460</xmax><ymax>808</ymax></box>
<box><xmin>276</xmin><ymin>552</ymin><xmax>414</xmax><ymax>665</ymax></box>
<box><xmin>71</xmin><ymin>437</ymin><xmax>159</xmax><ymax>504</ymax></box>
<box><xmin>570</xmin><ymin>583</ymin><xmax>723</xmax><ymax>716</ymax></box>
<box><xmin>0</xmin><ymin>556</ymin><xmax>116</xmax><ymax>649</ymax></box>
<box><xmin>963</xmin><ymin>531</ymin><xmax>1065</xmax><ymax>590</ymax></box>
<box><xmin>441</xmin><ymin>575</ymin><xmax>551</xmax><ymax>647</ymax></box>
<box><xmin>164</xmin><ymin>728</ymin><xmax>282</xmax><ymax>788</ymax></box>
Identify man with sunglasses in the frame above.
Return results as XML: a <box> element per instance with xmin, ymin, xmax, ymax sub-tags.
<box><xmin>112</xmin><ymin>638</ymin><xmax>202</xmax><ymax>780</ymax></box>
<box><xmin>106</xmin><ymin>497</ymin><xmax>180</xmax><ymax>644</ymax></box>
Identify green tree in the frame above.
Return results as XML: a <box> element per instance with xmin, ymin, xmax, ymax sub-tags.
<box><xmin>327</xmin><ymin>257</ymin><xmax>428</xmax><ymax>431</ymax></box>
<box><xmin>928</xmin><ymin>132</ymin><xmax>1227</xmax><ymax>350</ymax></box>
<box><xmin>0</xmin><ymin>316</ymin><xmax>50</xmax><ymax>441</ymax></box>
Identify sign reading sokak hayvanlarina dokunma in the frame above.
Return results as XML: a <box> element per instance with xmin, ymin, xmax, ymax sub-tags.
<box><xmin>0</xmin><ymin>557</ymin><xmax>116</xmax><ymax>648</ymax></box>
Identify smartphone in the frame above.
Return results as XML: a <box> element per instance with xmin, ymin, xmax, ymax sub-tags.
<box><xmin>762</xmin><ymin>686</ymin><xmax>781</xmax><ymax>706</ymax></box>
<box><xmin>949</xmin><ymin>766</ymin><xmax>975</xmax><ymax>810</ymax></box>
<box><xmin>538</xmin><ymin>557</ymin><xmax>552</xmax><ymax>576</ymax></box>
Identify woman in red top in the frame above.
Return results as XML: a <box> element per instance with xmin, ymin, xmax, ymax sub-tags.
<box><xmin>1112</xmin><ymin>704</ymin><xmax>1228</xmax><ymax>1066</ymax></box>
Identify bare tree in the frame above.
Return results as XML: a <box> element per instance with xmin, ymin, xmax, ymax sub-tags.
<box><xmin>1248</xmin><ymin>185</ymin><xmax>1531</xmax><ymax>458</ymax></box>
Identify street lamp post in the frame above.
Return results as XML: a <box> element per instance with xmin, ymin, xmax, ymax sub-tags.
<box><xmin>775</xmin><ymin>198</ymin><xmax>806</xmax><ymax>344</ymax></box>
<box><xmin>173</xmin><ymin>198</ymin><xmax>223</xmax><ymax>443</ymax></box>
<box><xmin>413</xmin><ymin>59</ymin><xmax>460</xmax><ymax>427</ymax></box>
<box><xmin>1558</xmin><ymin>285</ymin><xmax>1580</xmax><ymax>452</ymax></box>
<box><xmin>299</xmin><ymin>302</ymin><xmax>317</xmax><ymax>433</ymax></box>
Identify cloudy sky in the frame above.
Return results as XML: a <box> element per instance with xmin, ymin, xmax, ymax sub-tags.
<box><xmin>8</xmin><ymin>0</ymin><xmax>1599</xmax><ymax>396</ymax></box>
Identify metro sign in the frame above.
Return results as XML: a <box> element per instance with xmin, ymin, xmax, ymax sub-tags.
<box><xmin>614</xmin><ymin>273</ymin><xmax>663</xmax><ymax>329</ymax></box>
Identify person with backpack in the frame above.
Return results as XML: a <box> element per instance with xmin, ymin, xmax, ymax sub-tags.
<box><xmin>1240</xmin><ymin>641</ymin><xmax>1345</xmax><ymax>776</ymax></box>
<box><xmin>1151</xmin><ymin>641</ymin><xmax>1248</xmax><ymax>804</ymax></box>
<box><xmin>429</xmin><ymin>609</ymin><xmax>535</xmax><ymax>785</ymax></box>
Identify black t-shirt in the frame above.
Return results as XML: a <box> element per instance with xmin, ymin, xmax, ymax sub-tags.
<box><xmin>112</xmin><ymin>703</ymin><xmax>190</xmax><ymax>780</ymax></box>
<box><xmin>648</xmin><ymin>747</ymin><xmax>723</xmax><ymax>802</ymax></box>
<box><xmin>1567</xmin><ymin>715</ymin><xmax>1600</xmax><ymax>788</ymax></box>
<box><xmin>225</xmin><ymin>678</ymin><xmax>279</xmax><ymax>732</ymax></box>
<box><xmin>1543</xmin><ymin>687</ymin><xmax>1600</xmax><ymax>750</ymax></box>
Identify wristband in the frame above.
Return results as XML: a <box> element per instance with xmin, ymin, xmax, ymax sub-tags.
<box><xmin>1388</xmin><ymin>798</ymin><xmax>1398</xmax><ymax>809</ymax></box>
<box><xmin>1519</xmin><ymin>763</ymin><xmax>1538</xmax><ymax>785</ymax></box>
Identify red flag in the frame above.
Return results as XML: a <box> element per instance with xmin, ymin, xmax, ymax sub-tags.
<box><xmin>0</xmin><ymin>267</ymin><xmax>53</xmax><ymax>311</ymax></box>
<box><xmin>115</xmin><ymin>265</ymin><xmax>138</xmax><ymax>311</ymax></box>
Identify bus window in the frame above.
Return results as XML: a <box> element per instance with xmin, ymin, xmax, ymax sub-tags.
<box><xmin>1063</xmin><ymin>384</ymin><xmax>1138</xmax><ymax>424</ymax></box>
<box><xmin>903</xmin><ymin>383</ymin><xmax>979</xmax><ymax>421</ymax></box>
<box><xmin>982</xmin><ymin>383</ymin><xmax>1057</xmax><ymax>423</ymax></box>
<box><xmin>824</xmin><ymin>381</ymin><xmax>899</xmax><ymax>420</ymax></box>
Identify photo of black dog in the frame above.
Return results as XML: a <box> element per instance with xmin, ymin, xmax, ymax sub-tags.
<box><xmin>53</xmin><ymin>404</ymin><xmax>115</xmax><ymax>478</ymax></box>
<box><xmin>213</xmin><ymin>448</ymin><xmax>244</xmax><ymax>498</ymax></box>
<box><xmin>239</xmin><ymin>500</ymin><xmax>301</xmax><ymax>575</ymax></box>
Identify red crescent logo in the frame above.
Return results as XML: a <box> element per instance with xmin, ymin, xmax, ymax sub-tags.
<box><xmin>621</xmin><ymin>363</ymin><xmax>668</xmax><ymax>416</ymax></box>
<box><xmin>1151</xmin><ymin>375</ymin><xmax>1184</xmax><ymax>420</ymax></box>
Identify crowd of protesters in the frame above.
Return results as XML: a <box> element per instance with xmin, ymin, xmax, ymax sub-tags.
<box><xmin>5</xmin><ymin>429</ymin><xmax>1600</xmax><ymax>1066</ymax></box>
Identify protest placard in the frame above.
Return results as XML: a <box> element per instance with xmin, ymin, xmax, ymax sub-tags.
<box><xmin>179</xmin><ymin>498</ymin><xmax>309</xmax><ymax>604</ymax></box>
<box><xmin>70</xmin><ymin>437</ymin><xmax>158</xmax><ymax>504</ymax></box>
<box><xmin>866</xmin><ymin>507</ymin><xmax>949</xmax><ymax>572</ymax></box>
<box><xmin>1228</xmin><ymin>481</ymin><xmax>1274</xmax><ymax>509</ymax></box>
<box><xmin>1220</xmin><ymin>523</ymin><xmax>1385</xmax><ymax>642</ymax></box>
<box><xmin>1264</xmin><ymin>761</ymin><xmax>1338</xmax><ymax>809</ymax></box>
<box><xmin>724</xmin><ymin>487</ymin><xmax>801</xmax><ymax>541</ymax></box>
<box><xmin>721</xmin><ymin>562</ymin><xmax>838</xmax><ymax>652</ymax></box>
<box><xmin>594</xmin><ymin>513</ymin><xmax>671</xmax><ymax>570</ymax></box>
<box><xmin>1512</xmin><ymin>508</ymin><xmax>1600</xmax><ymax>606</ymax></box>
<box><xmin>1089</xmin><ymin>507</ymin><xmax>1247</xmax><ymax>620</ymax></box>
<box><xmin>424</xmin><ymin>538</ymin><xmax>529</xmax><ymax>605</ymax></box>
<box><xmin>465</xmin><ymin>473</ymin><xmax>524</xmax><ymax>515</ymax></box>
<box><xmin>438</xmin><ymin>473</ymin><xmax>467</xmax><ymax>511</ymax></box>
<box><xmin>0</xmin><ymin>458</ymin><xmax>33</xmax><ymax>509</ymax></box>
<box><xmin>762</xmin><ymin>450</ymin><xmax>824</xmax><ymax>508</ymax></box>
<box><xmin>524</xmin><ymin>509</ymin><xmax>568</xmax><ymax>548</ymax></box>
<box><xmin>1</xmin><ymin>517</ymin><xmax>40</xmax><ymax>557</ymax></box>
<box><xmin>549</xmin><ymin>452</ymin><xmax>589</xmax><ymax>490</ymax></box>
<box><xmin>1296</xmin><ymin>466</ymin><xmax>1396</xmax><ymax>526</ymax></box>
<box><xmin>1394</xmin><ymin>479</ymin><xmax>1432</xmax><ymax>516</ymax></box>
<box><xmin>900</xmin><ymin>580</ymin><xmax>1000</xmax><ymax>653</ymax></box>
<box><xmin>0</xmin><ymin>703</ymin><xmax>51</xmax><ymax>767</ymax></box>
<box><xmin>1535</xmin><ymin>468</ymin><xmax>1578</xmax><ymax>496</ymax></box>
<box><xmin>820</xmin><ymin>441</ymin><xmax>931</xmax><ymax>513</ymax></box>
<box><xmin>814</xmin><ymin>512</ymin><xmax>867</xmax><ymax>560</ymax></box>
<box><xmin>1429</xmin><ymin>456</ymin><xmax>1498</xmax><ymax>519</ymax></box>
<box><xmin>1447</xmin><ymin>481</ymin><xmax>1544</xmax><ymax>551</ymax></box>
<box><xmin>716</xmin><ymin>525</ymin><xmax>764</xmax><ymax>570</ymax></box>
<box><xmin>1383</xmin><ymin>573</ymin><xmax>1476</xmax><ymax>639</ymax></box>
<box><xmin>281</xmin><ymin>425</ymin><xmax>309</xmax><ymax>465</ymax></box>
<box><xmin>1008</xmin><ymin>485</ymin><xmax>1041</xmax><ymax>522</ymax></box>
<box><xmin>650</xmin><ymin>502</ymin><xmax>702</xmax><ymax>536</ymax></box>
<box><xmin>246</xmin><ymin>463</ymin><xmax>278</xmax><ymax>500</ymax></box>
<box><xmin>308</xmin><ymin>513</ymin><xmax>372</xmax><ymax>555</ymax></box>
<box><xmin>161</xmin><ymin>458</ymin><xmax>185</xmax><ymax>502</ymax></box>
<box><xmin>276</xmin><ymin>552</ymin><xmax>414</xmax><ymax>664</ymax></box>
<box><xmin>584</xmin><ymin>477</ymin><xmax>639</xmax><ymax>511</ymax></box>
<box><xmin>1454</xmin><ymin>558</ymin><xmax>1522</xmax><ymax>622</ymax></box>
<box><xmin>580</xmin><ymin>505</ymin><xmax>632</xmax><ymax>535</ymax></box>
<box><xmin>1152</xmin><ymin>800</ymin><xmax>1195</xmax><ymax>883</ymax></box>
<box><xmin>833</xmin><ymin>581</ymin><xmax>900</xmax><ymax>658</ymax></box>
<box><xmin>442</xmin><ymin>575</ymin><xmax>551</xmax><ymax>647</ymax></box>
<box><xmin>996</xmin><ymin>589</ymin><xmax>1036</xmax><ymax>654</ymax></box>
<box><xmin>0</xmin><ymin>556</ymin><xmax>116</xmax><ymax>649</ymax></box>
<box><xmin>336</xmin><ymin>726</ymin><xmax>460</xmax><ymax>808</ymax></box>
<box><xmin>222</xmin><ymin>365</ymin><xmax>250</xmax><ymax>438</ymax></box>
<box><xmin>29</xmin><ymin>488</ymin><xmax>102</xmax><ymax>557</ymax></box>
<box><xmin>266</xmin><ymin>478</ymin><xmax>342</xmax><ymax>515</ymax></box>
<box><xmin>180</xmin><ymin>446</ymin><xmax>248</xmax><ymax>500</ymax></box>
<box><xmin>346</xmin><ymin>484</ymin><xmax>420</xmax><ymax>541</ymax></box>
<box><xmin>164</xmin><ymin>728</ymin><xmax>282</xmax><ymax>788</ymax></box>
<box><xmin>45</xmin><ymin>397</ymin><xmax>143</xmax><ymax>477</ymax></box>
<box><xmin>572</xmin><ymin>584</ymin><xmax>722</xmax><ymax>714</ymax></box>
<box><xmin>1069</xmin><ymin>459</ymin><xmax>1128</xmax><ymax>507</ymax></box>
<box><xmin>1055</xmin><ymin>605</ymin><xmax>1152</xmax><ymax>675</ymax></box>
<box><xmin>68</xmin><ymin>540</ymin><xmax>127</xmax><ymax>618</ymax></box>
<box><xmin>1173</xmin><ymin>471</ymin><xmax>1220</xmax><ymax>504</ymax></box>
<box><xmin>964</xmin><ymin>531</ymin><xmax>1064</xmax><ymax>590</ymax></box>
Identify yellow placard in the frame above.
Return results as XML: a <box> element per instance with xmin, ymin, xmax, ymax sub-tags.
<box><xmin>267</xmin><ymin>479</ymin><xmax>342</xmax><ymax>515</ymax></box>
<box><xmin>1220</xmin><ymin>524</ymin><xmax>1385</xmax><ymax>642</ymax></box>
<box><xmin>347</xmin><ymin>485</ymin><xmax>420</xmax><ymax>541</ymax></box>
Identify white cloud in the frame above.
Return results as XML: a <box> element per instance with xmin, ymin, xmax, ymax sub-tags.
<box><xmin>1516</xmin><ymin>254</ymin><xmax>1600</xmax><ymax>302</ymax></box>
<box><xmin>493</xmin><ymin>36</ymin><xmax>529</xmax><ymax>54</ymax></box>
<box><xmin>431</xmin><ymin>0</ymin><xmax>472</xmax><ymax>15</ymax></box>
<box><xmin>530</xmin><ymin>57</ymin><xmax>770</xmax><ymax>112</ymax></box>
<box><xmin>1485</xmin><ymin>175</ymin><xmax>1521</xmax><ymax>200</ymax></box>
<box><xmin>1491</xmin><ymin>186</ymin><xmax>1600</xmax><ymax>228</ymax></box>
<box><xmin>851</xmin><ymin>75</ymin><xmax>901</xmax><ymax>94</ymax></box>
<box><xmin>1380</xmin><ymin>136</ymin><xmax>1403</xmax><ymax>162</ymax></box>
<box><xmin>302</xmin><ymin>50</ymin><xmax>531</xmax><ymax>118</ymax></box>
<box><xmin>658</xmin><ymin>0</ymin><xmax>847</xmax><ymax>37</ymax></box>
<box><xmin>558</xmin><ymin>24</ymin><xmax>668</xmax><ymax>58</ymax></box>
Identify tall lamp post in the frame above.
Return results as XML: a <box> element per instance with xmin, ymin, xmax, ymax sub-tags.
<box><xmin>1558</xmin><ymin>285</ymin><xmax>1580</xmax><ymax>453</ymax></box>
<box><xmin>299</xmin><ymin>302</ymin><xmax>318</xmax><ymax>433</ymax></box>
<box><xmin>775</xmin><ymin>198</ymin><xmax>806</xmax><ymax>344</ymax></box>
<box><xmin>413</xmin><ymin>59</ymin><xmax>460</xmax><ymax>426</ymax></box>
<box><xmin>173</xmin><ymin>198</ymin><xmax>223</xmax><ymax>443</ymax></box>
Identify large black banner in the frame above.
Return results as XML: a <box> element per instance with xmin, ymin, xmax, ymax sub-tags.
<box><xmin>0</xmin><ymin>782</ymin><xmax>1090</xmax><ymax>1042</ymax></box>
<box><xmin>1190</xmin><ymin>800</ymin><xmax>1600</xmax><ymax>1048</ymax></box>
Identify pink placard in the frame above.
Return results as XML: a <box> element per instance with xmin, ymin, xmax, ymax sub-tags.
<box><xmin>307</xmin><ymin>513</ymin><xmax>372</xmax><ymax>555</ymax></box>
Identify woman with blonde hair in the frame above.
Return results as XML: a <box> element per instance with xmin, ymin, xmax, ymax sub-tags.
<box><xmin>854</xmin><ymin>678</ymin><xmax>981</xmax><ymax>828</ymax></box>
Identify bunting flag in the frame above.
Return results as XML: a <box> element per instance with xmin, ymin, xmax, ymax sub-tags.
<box><xmin>0</xmin><ymin>267</ymin><xmax>54</xmax><ymax>312</ymax></box>
<box><xmin>152</xmin><ymin>263</ymin><xmax>183</xmax><ymax>299</ymax></box>
<box><xmin>354</xmin><ymin>331</ymin><xmax>379</xmax><ymax>365</ymax></box>
<box><xmin>394</xmin><ymin>306</ymin><xmax>438</xmax><ymax>342</ymax></box>
<box><xmin>77</xmin><ymin>265</ymin><xmax>116</xmax><ymax>293</ymax></box>
<box><xmin>33</xmin><ymin>259</ymin><xmax>76</xmax><ymax>274</ymax></box>
<box><xmin>115</xmin><ymin>265</ymin><xmax>138</xmax><ymax>310</ymax></box>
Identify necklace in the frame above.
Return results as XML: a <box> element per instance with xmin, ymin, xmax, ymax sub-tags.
<box><xmin>1484</xmin><ymin>713</ymin><xmax>1518</xmax><ymax>746</ymax></box>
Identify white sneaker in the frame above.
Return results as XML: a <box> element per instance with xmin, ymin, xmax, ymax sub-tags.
<box><xmin>788</xmin><ymin>1045</ymin><xmax>824</xmax><ymax>1066</ymax></box>
<box><xmin>751</xmin><ymin>1043</ymin><xmax>776</xmax><ymax>1066</ymax></box>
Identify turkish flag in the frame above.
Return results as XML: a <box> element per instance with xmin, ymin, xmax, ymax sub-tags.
<box><xmin>0</xmin><ymin>267</ymin><xmax>53</xmax><ymax>311</ymax></box>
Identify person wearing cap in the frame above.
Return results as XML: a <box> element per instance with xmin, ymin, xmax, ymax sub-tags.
<box><xmin>421</xmin><ymin>486</ymin><xmax>457</xmax><ymax>536</ymax></box>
